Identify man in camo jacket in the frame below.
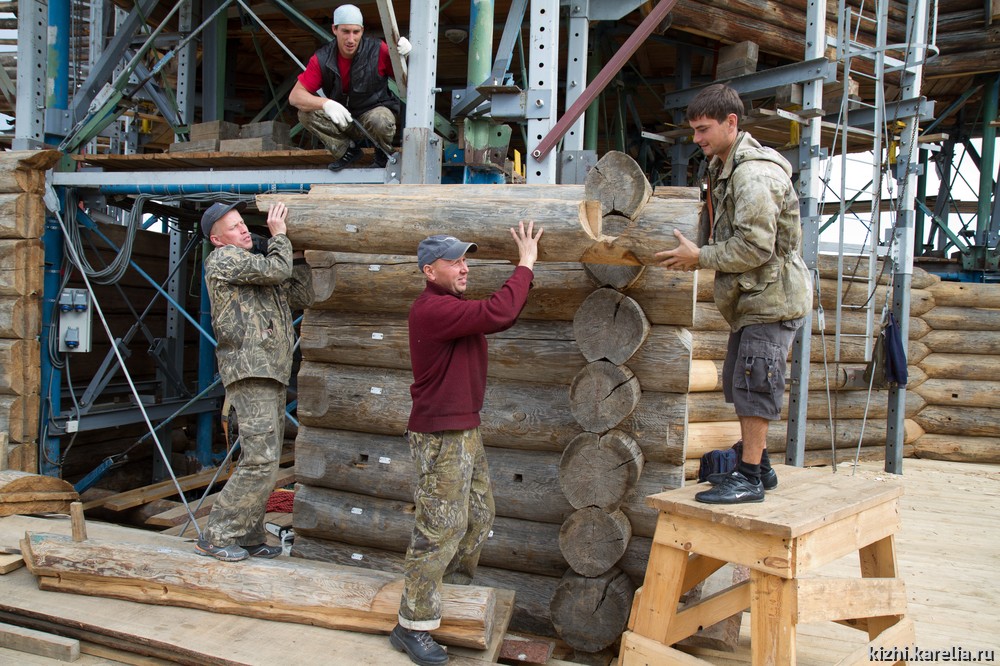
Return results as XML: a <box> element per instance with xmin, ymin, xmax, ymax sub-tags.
<box><xmin>657</xmin><ymin>83</ymin><xmax>812</xmax><ymax>504</ymax></box>
<box><xmin>195</xmin><ymin>200</ymin><xmax>314</xmax><ymax>562</ymax></box>
<box><xmin>390</xmin><ymin>222</ymin><xmax>542</xmax><ymax>666</ymax></box>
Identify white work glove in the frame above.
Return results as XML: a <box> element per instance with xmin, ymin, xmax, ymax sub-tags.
<box><xmin>397</xmin><ymin>36</ymin><xmax>412</xmax><ymax>57</ymax></box>
<box><xmin>322</xmin><ymin>99</ymin><xmax>352</xmax><ymax>131</ymax></box>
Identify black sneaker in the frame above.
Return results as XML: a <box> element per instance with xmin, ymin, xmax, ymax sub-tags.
<box><xmin>706</xmin><ymin>466</ymin><xmax>778</xmax><ymax>490</ymax></box>
<box><xmin>695</xmin><ymin>470</ymin><xmax>764</xmax><ymax>504</ymax></box>
<box><xmin>245</xmin><ymin>543</ymin><xmax>283</xmax><ymax>559</ymax></box>
<box><xmin>328</xmin><ymin>146</ymin><xmax>361</xmax><ymax>171</ymax></box>
<box><xmin>389</xmin><ymin>624</ymin><xmax>449</xmax><ymax>666</ymax></box>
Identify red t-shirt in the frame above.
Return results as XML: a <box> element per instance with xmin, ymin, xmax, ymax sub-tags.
<box><xmin>297</xmin><ymin>41</ymin><xmax>394</xmax><ymax>94</ymax></box>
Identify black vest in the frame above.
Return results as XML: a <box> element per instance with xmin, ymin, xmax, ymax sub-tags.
<box><xmin>317</xmin><ymin>36</ymin><xmax>399</xmax><ymax>117</ymax></box>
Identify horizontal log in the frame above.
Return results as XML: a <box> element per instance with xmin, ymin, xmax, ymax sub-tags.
<box><xmin>686</xmin><ymin>419</ymin><xmax>924</xmax><ymax>459</ymax></box>
<box><xmin>308</xmin><ymin>255</ymin><xmax>696</xmax><ymax>327</ymax></box>
<box><xmin>291</xmin><ymin>536</ymin><xmax>562</xmax><ymax>637</ymax></box>
<box><xmin>911</xmin><ymin>434</ymin><xmax>1000</xmax><ymax>464</ymax></box>
<box><xmin>293</xmin><ymin>485</ymin><xmax>568</xmax><ymax>578</ymax></box>
<box><xmin>261</xmin><ymin>186</ymin><xmax>700</xmax><ymax>266</ymax></box>
<box><xmin>296</xmin><ymin>362</ymin><xmax>686</xmax><ymax>464</ymax></box>
<box><xmin>913</xmin><ymin>378</ymin><xmax>1000</xmax><ymax>409</ymax></box>
<box><xmin>691</xmin><ymin>329</ymin><xmax>929</xmax><ymax>364</ymax></box>
<box><xmin>927</xmin><ymin>280</ymin><xmax>1000</xmax><ymax>308</ymax></box>
<box><xmin>692</xmin><ymin>299</ymin><xmax>930</xmax><ymax>339</ymax></box>
<box><xmin>300</xmin><ymin>312</ymin><xmax>692</xmax><ymax>393</ymax></box>
<box><xmin>0</xmin><ymin>393</ymin><xmax>39</xmax><ymax>444</ymax></box>
<box><xmin>702</xmin><ymin>359</ymin><xmax>926</xmax><ymax>392</ymax></box>
<box><xmin>0</xmin><ymin>150</ymin><xmax>61</xmax><ymax>195</ymax></box>
<box><xmin>914</xmin><ymin>405</ymin><xmax>1000</xmax><ymax>437</ymax></box>
<box><xmin>687</xmin><ymin>388</ymin><xmax>925</xmax><ymax>421</ymax></box>
<box><xmin>921</xmin><ymin>329</ymin><xmax>1000</xmax><ymax>355</ymax></box>
<box><xmin>294</xmin><ymin>426</ymin><xmax>575</xmax><ymax>525</ymax></box>
<box><xmin>0</xmin><ymin>339</ymin><xmax>39</xmax><ymax>396</ymax></box>
<box><xmin>0</xmin><ymin>294</ymin><xmax>41</xmax><ymax>339</ymax></box>
<box><xmin>682</xmin><ymin>445</ymin><xmax>914</xmax><ymax>479</ymax></box>
<box><xmin>0</xmin><ymin>238</ymin><xmax>43</xmax><ymax>294</ymax></box>
<box><xmin>921</xmin><ymin>305</ymin><xmax>1000</xmax><ymax>331</ymax></box>
<box><xmin>919</xmin><ymin>353</ymin><xmax>1000</xmax><ymax>381</ymax></box>
<box><xmin>558</xmin><ymin>507</ymin><xmax>632</xmax><ymax>577</ymax></box>
<box><xmin>21</xmin><ymin>532</ymin><xmax>494</xmax><ymax>649</ymax></box>
<box><xmin>0</xmin><ymin>470</ymin><xmax>77</xmax><ymax>495</ymax></box>
<box><xmin>690</xmin><ymin>359</ymin><xmax>719</xmax><ymax>392</ymax></box>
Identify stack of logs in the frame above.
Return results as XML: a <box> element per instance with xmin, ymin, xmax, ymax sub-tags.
<box><xmin>913</xmin><ymin>280</ymin><xmax>1000</xmax><ymax>463</ymax></box>
<box><xmin>0</xmin><ymin>151</ymin><xmax>59</xmax><ymax>472</ymax></box>
<box><xmin>275</xmin><ymin>154</ymin><xmax>700</xmax><ymax>654</ymax></box>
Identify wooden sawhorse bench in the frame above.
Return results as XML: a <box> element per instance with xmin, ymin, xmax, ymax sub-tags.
<box><xmin>620</xmin><ymin>465</ymin><xmax>913</xmax><ymax>665</ymax></box>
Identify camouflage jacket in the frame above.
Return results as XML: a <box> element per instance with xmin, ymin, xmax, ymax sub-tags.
<box><xmin>204</xmin><ymin>234</ymin><xmax>314</xmax><ymax>387</ymax></box>
<box><xmin>698</xmin><ymin>131</ymin><xmax>813</xmax><ymax>331</ymax></box>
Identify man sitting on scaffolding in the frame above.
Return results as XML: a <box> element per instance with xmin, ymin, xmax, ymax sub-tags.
<box><xmin>289</xmin><ymin>4</ymin><xmax>411</xmax><ymax>171</ymax></box>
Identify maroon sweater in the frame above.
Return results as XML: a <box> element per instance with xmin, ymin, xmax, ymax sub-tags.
<box><xmin>407</xmin><ymin>266</ymin><xmax>534</xmax><ymax>433</ymax></box>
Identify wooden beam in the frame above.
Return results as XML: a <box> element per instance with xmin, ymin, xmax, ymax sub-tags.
<box><xmin>21</xmin><ymin>532</ymin><xmax>495</xmax><ymax>649</ymax></box>
<box><xmin>794</xmin><ymin>578</ymin><xmax>908</xmax><ymax>624</ymax></box>
<box><xmin>665</xmin><ymin>581</ymin><xmax>751</xmax><ymax>645</ymax></box>
<box><xmin>84</xmin><ymin>454</ymin><xmax>293</xmax><ymax>512</ymax></box>
<box><xmin>0</xmin><ymin>621</ymin><xmax>81</xmax><ymax>662</ymax></box>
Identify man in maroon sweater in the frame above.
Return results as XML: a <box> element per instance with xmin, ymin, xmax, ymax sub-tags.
<box><xmin>390</xmin><ymin>222</ymin><xmax>542</xmax><ymax>666</ymax></box>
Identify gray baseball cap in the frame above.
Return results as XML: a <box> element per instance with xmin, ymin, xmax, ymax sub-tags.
<box><xmin>201</xmin><ymin>201</ymin><xmax>247</xmax><ymax>238</ymax></box>
<box><xmin>417</xmin><ymin>235</ymin><xmax>477</xmax><ymax>270</ymax></box>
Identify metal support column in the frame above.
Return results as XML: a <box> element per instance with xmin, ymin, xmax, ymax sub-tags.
<box><xmin>401</xmin><ymin>0</ymin><xmax>442</xmax><ymax>184</ymax></box>
<box><xmin>525</xmin><ymin>0</ymin><xmax>558</xmax><ymax>183</ymax></box>
<box><xmin>559</xmin><ymin>2</ymin><xmax>596</xmax><ymax>184</ymax></box>
<box><xmin>13</xmin><ymin>0</ymin><xmax>47</xmax><ymax>149</ymax></box>
<box><xmin>976</xmin><ymin>74</ymin><xmax>999</xmax><ymax>252</ymax></box>
<box><xmin>202</xmin><ymin>0</ymin><xmax>228</xmax><ymax>121</ymax></box>
<box><xmin>176</xmin><ymin>0</ymin><xmax>196</xmax><ymax>138</ymax></box>
<box><xmin>786</xmin><ymin>0</ymin><xmax>825</xmax><ymax>466</ymax></box>
<box><xmin>885</xmin><ymin>0</ymin><xmax>930</xmax><ymax>474</ymax></box>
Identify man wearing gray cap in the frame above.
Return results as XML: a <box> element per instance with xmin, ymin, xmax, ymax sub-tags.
<box><xmin>289</xmin><ymin>3</ymin><xmax>411</xmax><ymax>171</ymax></box>
<box><xmin>195</xmin><ymin>201</ymin><xmax>313</xmax><ymax>561</ymax></box>
<box><xmin>391</xmin><ymin>222</ymin><xmax>543</xmax><ymax>666</ymax></box>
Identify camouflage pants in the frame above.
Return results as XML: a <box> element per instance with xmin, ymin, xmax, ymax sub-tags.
<box><xmin>298</xmin><ymin>106</ymin><xmax>396</xmax><ymax>159</ymax></box>
<box><xmin>398</xmin><ymin>428</ymin><xmax>495</xmax><ymax>630</ymax></box>
<box><xmin>203</xmin><ymin>377</ymin><xmax>285</xmax><ymax>547</ymax></box>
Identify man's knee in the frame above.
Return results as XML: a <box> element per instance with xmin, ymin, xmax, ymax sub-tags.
<box><xmin>361</xmin><ymin>107</ymin><xmax>397</xmax><ymax>144</ymax></box>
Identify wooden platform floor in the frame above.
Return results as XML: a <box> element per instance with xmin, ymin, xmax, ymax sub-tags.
<box><xmin>0</xmin><ymin>458</ymin><xmax>996</xmax><ymax>665</ymax></box>
<box><xmin>678</xmin><ymin>458</ymin><xmax>1000</xmax><ymax>665</ymax></box>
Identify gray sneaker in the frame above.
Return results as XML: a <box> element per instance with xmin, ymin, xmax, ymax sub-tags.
<box><xmin>695</xmin><ymin>470</ymin><xmax>765</xmax><ymax>504</ymax></box>
<box><xmin>195</xmin><ymin>539</ymin><xmax>249</xmax><ymax>562</ymax></box>
<box><xmin>245</xmin><ymin>543</ymin><xmax>283</xmax><ymax>559</ymax></box>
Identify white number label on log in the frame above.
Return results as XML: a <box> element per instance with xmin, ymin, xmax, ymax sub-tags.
<box><xmin>370</xmin><ymin>387</ymin><xmax>383</xmax><ymax>395</ymax></box>
<box><xmin>351</xmin><ymin>507</ymin><xmax>363</xmax><ymax>515</ymax></box>
<box><xmin>352</xmin><ymin>553</ymin><xmax>364</xmax><ymax>560</ymax></box>
<box><xmin>345</xmin><ymin>224</ymin><xmax>358</xmax><ymax>233</ymax></box>
<box><xmin>369</xmin><ymin>264</ymin><xmax>381</xmax><ymax>271</ymax></box>
<box><xmin>488</xmin><ymin>530</ymin><xmax>494</xmax><ymax>538</ymax></box>
<box><xmin>372</xmin><ymin>332</ymin><xmax>384</xmax><ymax>340</ymax></box>
<box><xmin>378</xmin><ymin>456</ymin><xmax>391</xmax><ymax>464</ymax></box>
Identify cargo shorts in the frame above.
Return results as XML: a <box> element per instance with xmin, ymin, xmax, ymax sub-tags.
<box><xmin>722</xmin><ymin>319</ymin><xmax>804</xmax><ymax>420</ymax></box>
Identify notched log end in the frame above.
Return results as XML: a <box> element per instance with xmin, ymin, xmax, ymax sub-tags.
<box><xmin>578</xmin><ymin>241</ymin><xmax>642</xmax><ymax>267</ymax></box>
<box><xmin>579</xmin><ymin>200</ymin><xmax>602</xmax><ymax>240</ymax></box>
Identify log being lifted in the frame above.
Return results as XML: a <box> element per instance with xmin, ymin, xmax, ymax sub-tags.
<box><xmin>259</xmin><ymin>183</ymin><xmax>700</xmax><ymax>266</ymax></box>
<box><xmin>21</xmin><ymin>532</ymin><xmax>495</xmax><ymax>649</ymax></box>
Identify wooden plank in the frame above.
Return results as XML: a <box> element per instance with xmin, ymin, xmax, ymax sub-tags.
<box><xmin>22</xmin><ymin>532</ymin><xmax>495</xmax><ymax>650</ymax></box>
<box><xmin>86</xmin><ymin>453</ymin><xmax>293</xmax><ymax>511</ymax></box>
<box><xmin>834</xmin><ymin>617</ymin><xmax>915</xmax><ymax>666</ymax></box>
<box><xmin>449</xmin><ymin>588</ymin><xmax>514</xmax><ymax>664</ymax></box>
<box><xmin>749</xmin><ymin>570</ymin><xmax>796</xmax><ymax>666</ymax></box>
<box><xmin>620</xmin><ymin>630</ymin><xmax>711</xmax><ymax>665</ymax></box>
<box><xmin>794</xmin><ymin>578</ymin><xmax>907</xmax><ymax>624</ymax></box>
<box><xmin>0</xmin><ymin>621</ymin><xmax>80</xmax><ymax>661</ymax></box>
<box><xmin>0</xmin><ymin>551</ymin><xmax>24</xmax><ymax>574</ymax></box>
<box><xmin>665</xmin><ymin>581</ymin><xmax>751</xmax><ymax>645</ymax></box>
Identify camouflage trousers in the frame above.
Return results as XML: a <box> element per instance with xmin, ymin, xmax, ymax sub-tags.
<box><xmin>203</xmin><ymin>377</ymin><xmax>285</xmax><ymax>548</ymax></box>
<box><xmin>398</xmin><ymin>428</ymin><xmax>495</xmax><ymax>630</ymax></box>
<box><xmin>298</xmin><ymin>106</ymin><xmax>396</xmax><ymax>159</ymax></box>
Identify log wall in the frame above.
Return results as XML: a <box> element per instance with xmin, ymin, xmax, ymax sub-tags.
<box><xmin>0</xmin><ymin>151</ymin><xmax>60</xmax><ymax>472</ymax></box>
<box><xmin>286</xmin><ymin>164</ymin><xmax>696</xmax><ymax>653</ymax></box>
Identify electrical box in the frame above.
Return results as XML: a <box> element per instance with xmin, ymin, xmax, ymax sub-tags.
<box><xmin>58</xmin><ymin>288</ymin><xmax>93</xmax><ymax>353</ymax></box>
